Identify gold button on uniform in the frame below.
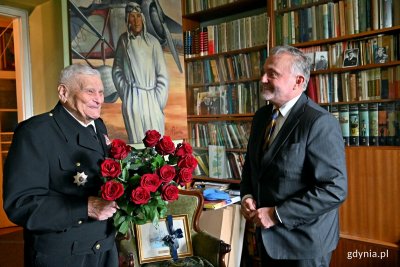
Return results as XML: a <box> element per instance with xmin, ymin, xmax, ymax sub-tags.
<box><xmin>95</xmin><ymin>243</ymin><xmax>101</xmax><ymax>250</ymax></box>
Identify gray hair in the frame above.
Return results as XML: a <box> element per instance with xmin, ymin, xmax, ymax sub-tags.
<box><xmin>270</xmin><ymin>45</ymin><xmax>311</xmax><ymax>90</ymax></box>
<box><xmin>59</xmin><ymin>64</ymin><xmax>100</xmax><ymax>87</ymax></box>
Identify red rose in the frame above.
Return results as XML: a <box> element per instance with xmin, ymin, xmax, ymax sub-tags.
<box><xmin>177</xmin><ymin>154</ymin><xmax>198</xmax><ymax>169</ymax></box>
<box><xmin>176</xmin><ymin>167</ymin><xmax>193</xmax><ymax>185</ymax></box>
<box><xmin>161</xmin><ymin>184</ymin><xmax>179</xmax><ymax>201</ymax></box>
<box><xmin>131</xmin><ymin>186</ymin><xmax>151</xmax><ymax>205</ymax></box>
<box><xmin>158</xmin><ymin>165</ymin><xmax>176</xmax><ymax>183</ymax></box>
<box><xmin>140</xmin><ymin>173</ymin><xmax>161</xmax><ymax>192</ymax></box>
<box><xmin>143</xmin><ymin>130</ymin><xmax>161</xmax><ymax>147</ymax></box>
<box><xmin>110</xmin><ymin>139</ymin><xmax>131</xmax><ymax>160</ymax></box>
<box><xmin>101</xmin><ymin>159</ymin><xmax>122</xmax><ymax>178</ymax></box>
<box><xmin>155</xmin><ymin>136</ymin><xmax>176</xmax><ymax>155</ymax></box>
<box><xmin>101</xmin><ymin>180</ymin><xmax>124</xmax><ymax>201</ymax></box>
<box><xmin>175</xmin><ymin>142</ymin><xmax>193</xmax><ymax>157</ymax></box>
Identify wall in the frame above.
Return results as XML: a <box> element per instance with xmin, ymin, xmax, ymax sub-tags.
<box><xmin>29</xmin><ymin>0</ymin><xmax>65</xmax><ymax>114</ymax></box>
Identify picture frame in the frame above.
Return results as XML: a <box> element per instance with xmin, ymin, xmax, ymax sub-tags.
<box><xmin>374</xmin><ymin>46</ymin><xmax>389</xmax><ymax>64</ymax></box>
<box><xmin>314</xmin><ymin>51</ymin><xmax>328</xmax><ymax>70</ymax></box>
<box><xmin>342</xmin><ymin>48</ymin><xmax>359</xmax><ymax>67</ymax></box>
<box><xmin>135</xmin><ymin>214</ymin><xmax>193</xmax><ymax>264</ymax></box>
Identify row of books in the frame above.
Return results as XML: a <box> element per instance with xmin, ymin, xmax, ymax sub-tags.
<box><xmin>275</xmin><ymin>0</ymin><xmax>328</xmax><ymax>9</ymax></box>
<box><xmin>184</xmin><ymin>0</ymin><xmax>239</xmax><ymax>15</ymax></box>
<box><xmin>186</xmin><ymin>50</ymin><xmax>267</xmax><ymax>85</ymax></box>
<box><xmin>307</xmin><ymin>66</ymin><xmax>400</xmax><ymax>104</ymax></box>
<box><xmin>325</xmin><ymin>101</ymin><xmax>400</xmax><ymax>146</ymax></box>
<box><xmin>184</xmin><ymin>12</ymin><xmax>269</xmax><ymax>57</ymax></box>
<box><xmin>275</xmin><ymin>0</ymin><xmax>400</xmax><ymax>45</ymax></box>
<box><xmin>300</xmin><ymin>33</ymin><xmax>400</xmax><ymax>69</ymax></box>
<box><xmin>190</xmin><ymin>121</ymin><xmax>251</xmax><ymax>149</ymax></box>
<box><xmin>193</xmin><ymin>149</ymin><xmax>245</xmax><ymax>179</ymax></box>
<box><xmin>193</xmin><ymin>82</ymin><xmax>264</xmax><ymax>115</ymax></box>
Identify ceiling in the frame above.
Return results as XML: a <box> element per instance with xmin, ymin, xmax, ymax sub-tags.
<box><xmin>1</xmin><ymin>0</ymin><xmax>50</xmax><ymax>13</ymax></box>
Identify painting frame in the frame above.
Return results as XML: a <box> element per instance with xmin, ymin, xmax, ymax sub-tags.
<box><xmin>135</xmin><ymin>214</ymin><xmax>193</xmax><ymax>264</ymax></box>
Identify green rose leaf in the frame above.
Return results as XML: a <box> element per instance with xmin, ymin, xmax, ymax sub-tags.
<box><xmin>118</xmin><ymin>220</ymin><xmax>129</xmax><ymax>235</ymax></box>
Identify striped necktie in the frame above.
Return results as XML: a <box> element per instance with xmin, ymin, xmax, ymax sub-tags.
<box><xmin>263</xmin><ymin>108</ymin><xmax>279</xmax><ymax>150</ymax></box>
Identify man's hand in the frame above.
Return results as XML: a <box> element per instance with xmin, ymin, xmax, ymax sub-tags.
<box><xmin>88</xmin><ymin>196</ymin><xmax>118</xmax><ymax>221</ymax></box>
<box><xmin>252</xmin><ymin>207</ymin><xmax>278</xmax><ymax>229</ymax></box>
<box><xmin>241</xmin><ymin>197</ymin><xmax>257</xmax><ymax>221</ymax></box>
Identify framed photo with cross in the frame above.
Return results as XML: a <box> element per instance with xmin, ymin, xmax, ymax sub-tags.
<box><xmin>135</xmin><ymin>214</ymin><xmax>193</xmax><ymax>264</ymax></box>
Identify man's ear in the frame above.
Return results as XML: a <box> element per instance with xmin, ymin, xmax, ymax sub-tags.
<box><xmin>295</xmin><ymin>75</ymin><xmax>305</xmax><ymax>88</ymax></box>
<box><xmin>58</xmin><ymin>84</ymin><xmax>68</xmax><ymax>103</ymax></box>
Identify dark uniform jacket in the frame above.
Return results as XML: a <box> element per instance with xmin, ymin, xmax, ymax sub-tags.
<box><xmin>3</xmin><ymin>102</ymin><xmax>116</xmax><ymax>262</ymax></box>
<box><xmin>241</xmin><ymin>94</ymin><xmax>348</xmax><ymax>259</ymax></box>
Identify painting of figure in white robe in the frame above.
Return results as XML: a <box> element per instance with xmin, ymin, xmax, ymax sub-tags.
<box><xmin>112</xmin><ymin>2</ymin><xmax>168</xmax><ymax>143</ymax></box>
<box><xmin>69</xmin><ymin>0</ymin><xmax>186</xmax><ymax>143</ymax></box>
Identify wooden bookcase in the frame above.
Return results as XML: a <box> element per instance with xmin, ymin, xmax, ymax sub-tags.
<box><xmin>181</xmin><ymin>2</ymin><xmax>269</xmax><ymax>266</ymax></box>
<box><xmin>181</xmin><ymin>0</ymin><xmax>269</xmax><ymax>186</ymax></box>
<box><xmin>271</xmin><ymin>1</ymin><xmax>400</xmax><ymax>267</ymax></box>
<box><xmin>182</xmin><ymin>0</ymin><xmax>399</xmax><ymax>266</ymax></box>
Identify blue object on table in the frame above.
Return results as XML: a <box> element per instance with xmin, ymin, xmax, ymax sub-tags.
<box><xmin>203</xmin><ymin>188</ymin><xmax>231</xmax><ymax>203</ymax></box>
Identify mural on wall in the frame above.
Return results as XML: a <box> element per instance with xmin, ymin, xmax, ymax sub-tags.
<box><xmin>68</xmin><ymin>0</ymin><xmax>187</xmax><ymax>143</ymax></box>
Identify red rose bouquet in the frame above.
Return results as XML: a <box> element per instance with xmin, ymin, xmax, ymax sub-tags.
<box><xmin>99</xmin><ymin>130</ymin><xmax>198</xmax><ymax>235</ymax></box>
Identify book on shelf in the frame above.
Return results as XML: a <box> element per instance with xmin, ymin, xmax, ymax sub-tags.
<box><xmin>395</xmin><ymin>101</ymin><xmax>400</xmax><ymax>145</ymax></box>
<box><xmin>339</xmin><ymin>104</ymin><xmax>350</xmax><ymax>146</ymax></box>
<box><xmin>207</xmin><ymin>25</ymin><xmax>215</xmax><ymax>55</ymax></box>
<box><xmin>331</xmin><ymin>104</ymin><xmax>339</xmax><ymax>121</ymax></box>
<box><xmin>226</xmin><ymin>152</ymin><xmax>244</xmax><ymax>180</ymax></box>
<box><xmin>369</xmin><ymin>102</ymin><xmax>379</xmax><ymax>146</ymax></box>
<box><xmin>199</xmin><ymin>27</ymin><xmax>208</xmax><ymax>56</ymax></box>
<box><xmin>209</xmin><ymin>145</ymin><xmax>229</xmax><ymax>179</ymax></box>
<box><xmin>359</xmin><ymin>103</ymin><xmax>370</xmax><ymax>146</ymax></box>
<box><xmin>378</xmin><ymin>102</ymin><xmax>388</xmax><ymax>145</ymax></box>
<box><xmin>386</xmin><ymin>101</ymin><xmax>396</xmax><ymax>145</ymax></box>
<box><xmin>192</xmin><ymin>181</ymin><xmax>230</xmax><ymax>191</ymax></box>
<box><xmin>193</xmin><ymin>150</ymin><xmax>209</xmax><ymax>176</ymax></box>
<box><xmin>349</xmin><ymin>104</ymin><xmax>360</xmax><ymax>146</ymax></box>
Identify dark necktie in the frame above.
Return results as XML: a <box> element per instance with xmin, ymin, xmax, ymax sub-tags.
<box><xmin>263</xmin><ymin>108</ymin><xmax>279</xmax><ymax>150</ymax></box>
<box><xmin>87</xmin><ymin>125</ymin><xmax>99</xmax><ymax>142</ymax></box>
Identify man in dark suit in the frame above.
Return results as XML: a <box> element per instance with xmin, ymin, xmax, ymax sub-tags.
<box><xmin>240</xmin><ymin>45</ymin><xmax>347</xmax><ymax>267</ymax></box>
<box><xmin>3</xmin><ymin>64</ymin><xmax>119</xmax><ymax>266</ymax></box>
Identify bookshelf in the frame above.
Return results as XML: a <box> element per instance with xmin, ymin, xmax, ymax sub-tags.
<box><xmin>272</xmin><ymin>1</ymin><xmax>400</xmax><ymax>267</ymax></box>
<box><xmin>182</xmin><ymin>0</ymin><xmax>269</xmax><ymax>186</ymax></box>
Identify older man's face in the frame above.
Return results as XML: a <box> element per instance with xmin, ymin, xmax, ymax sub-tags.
<box><xmin>129</xmin><ymin>12</ymin><xmax>143</xmax><ymax>36</ymax></box>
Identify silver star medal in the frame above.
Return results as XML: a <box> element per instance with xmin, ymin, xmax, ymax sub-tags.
<box><xmin>73</xmin><ymin>172</ymin><xmax>88</xmax><ymax>186</ymax></box>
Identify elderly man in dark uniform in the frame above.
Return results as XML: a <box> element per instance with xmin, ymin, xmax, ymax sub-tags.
<box><xmin>3</xmin><ymin>64</ymin><xmax>119</xmax><ymax>267</ymax></box>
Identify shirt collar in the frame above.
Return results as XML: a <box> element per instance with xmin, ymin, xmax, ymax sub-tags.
<box><xmin>63</xmin><ymin>106</ymin><xmax>96</xmax><ymax>129</ymax></box>
<box><xmin>274</xmin><ymin>94</ymin><xmax>302</xmax><ymax>118</ymax></box>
